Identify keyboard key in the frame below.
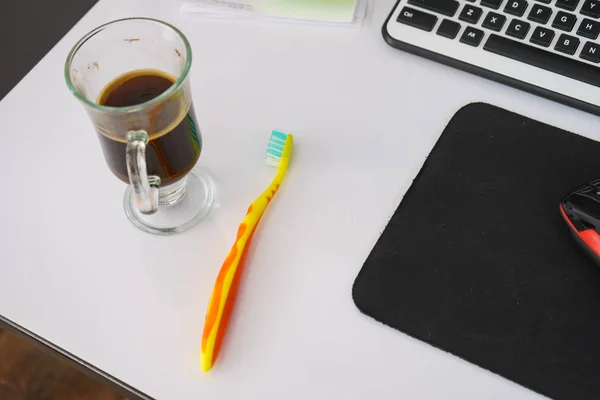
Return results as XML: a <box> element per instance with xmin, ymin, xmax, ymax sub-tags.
<box><xmin>481</xmin><ymin>0</ymin><xmax>503</xmax><ymax>9</ymax></box>
<box><xmin>460</xmin><ymin>26</ymin><xmax>485</xmax><ymax>46</ymax></box>
<box><xmin>407</xmin><ymin>0</ymin><xmax>459</xmax><ymax>16</ymax></box>
<box><xmin>483</xmin><ymin>11</ymin><xmax>507</xmax><ymax>30</ymax></box>
<box><xmin>505</xmin><ymin>0</ymin><xmax>528</xmax><ymax>16</ymax></box>
<box><xmin>459</xmin><ymin>5</ymin><xmax>483</xmax><ymax>23</ymax></box>
<box><xmin>530</xmin><ymin>26</ymin><xmax>555</xmax><ymax>46</ymax></box>
<box><xmin>580</xmin><ymin>0</ymin><xmax>600</xmax><ymax>18</ymax></box>
<box><xmin>580</xmin><ymin>41</ymin><xmax>600</xmax><ymax>62</ymax></box>
<box><xmin>437</xmin><ymin>19</ymin><xmax>461</xmax><ymax>38</ymax></box>
<box><xmin>553</xmin><ymin>11</ymin><xmax>577</xmax><ymax>31</ymax></box>
<box><xmin>556</xmin><ymin>0</ymin><xmax>580</xmax><ymax>10</ymax></box>
<box><xmin>484</xmin><ymin>34</ymin><xmax>600</xmax><ymax>88</ymax></box>
<box><xmin>577</xmin><ymin>18</ymin><xmax>600</xmax><ymax>38</ymax></box>
<box><xmin>555</xmin><ymin>33</ymin><xmax>580</xmax><ymax>54</ymax></box>
<box><xmin>506</xmin><ymin>19</ymin><xmax>531</xmax><ymax>38</ymax></box>
<box><xmin>397</xmin><ymin>7</ymin><xmax>438</xmax><ymax>31</ymax></box>
<box><xmin>528</xmin><ymin>4</ymin><xmax>552</xmax><ymax>23</ymax></box>
<box><xmin>536</xmin><ymin>0</ymin><xmax>551</xmax><ymax>3</ymax></box>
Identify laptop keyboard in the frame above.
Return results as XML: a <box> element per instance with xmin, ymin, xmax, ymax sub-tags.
<box><xmin>388</xmin><ymin>0</ymin><xmax>600</xmax><ymax>111</ymax></box>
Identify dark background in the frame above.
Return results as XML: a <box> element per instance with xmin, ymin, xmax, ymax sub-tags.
<box><xmin>0</xmin><ymin>0</ymin><xmax>99</xmax><ymax>100</ymax></box>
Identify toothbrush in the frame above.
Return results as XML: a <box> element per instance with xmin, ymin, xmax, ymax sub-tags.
<box><xmin>200</xmin><ymin>131</ymin><xmax>294</xmax><ymax>372</ymax></box>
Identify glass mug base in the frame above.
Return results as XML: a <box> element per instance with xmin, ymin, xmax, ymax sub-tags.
<box><xmin>123</xmin><ymin>167</ymin><xmax>216</xmax><ymax>235</ymax></box>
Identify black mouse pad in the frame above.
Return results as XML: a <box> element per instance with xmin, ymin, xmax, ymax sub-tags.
<box><xmin>353</xmin><ymin>103</ymin><xmax>600</xmax><ymax>400</ymax></box>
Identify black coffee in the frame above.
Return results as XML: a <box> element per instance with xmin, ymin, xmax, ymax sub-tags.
<box><xmin>96</xmin><ymin>69</ymin><xmax>201</xmax><ymax>185</ymax></box>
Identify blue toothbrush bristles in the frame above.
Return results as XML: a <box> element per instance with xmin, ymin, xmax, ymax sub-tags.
<box><xmin>265</xmin><ymin>131</ymin><xmax>287</xmax><ymax>167</ymax></box>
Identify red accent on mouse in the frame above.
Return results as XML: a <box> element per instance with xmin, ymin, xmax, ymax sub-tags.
<box><xmin>560</xmin><ymin>179</ymin><xmax>600</xmax><ymax>262</ymax></box>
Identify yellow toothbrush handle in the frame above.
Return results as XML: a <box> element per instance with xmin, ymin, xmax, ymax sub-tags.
<box><xmin>200</xmin><ymin>134</ymin><xmax>293</xmax><ymax>372</ymax></box>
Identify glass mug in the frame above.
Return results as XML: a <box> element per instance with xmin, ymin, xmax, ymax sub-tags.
<box><xmin>65</xmin><ymin>18</ymin><xmax>215</xmax><ymax>235</ymax></box>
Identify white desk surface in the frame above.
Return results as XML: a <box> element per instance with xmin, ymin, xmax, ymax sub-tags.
<box><xmin>1</xmin><ymin>0</ymin><xmax>599</xmax><ymax>398</ymax></box>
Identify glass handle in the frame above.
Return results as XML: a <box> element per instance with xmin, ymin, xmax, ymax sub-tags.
<box><xmin>126</xmin><ymin>130</ymin><xmax>161</xmax><ymax>215</ymax></box>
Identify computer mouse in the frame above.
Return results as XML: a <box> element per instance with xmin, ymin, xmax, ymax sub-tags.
<box><xmin>560</xmin><ymin>179</ymin><xmax>600</xmax><ymax>264</ymax></box>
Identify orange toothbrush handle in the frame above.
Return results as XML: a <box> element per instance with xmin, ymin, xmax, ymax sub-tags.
<box><xmin>201</xmin><ymin>188</ymin><xmax>275</xmax><ymax>372</ymax></box>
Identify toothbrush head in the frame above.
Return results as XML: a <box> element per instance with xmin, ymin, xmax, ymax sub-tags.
<box><xmin>265</xmin><ymin>131</ymin><xmax>289</xmax><ymax>167</ymax></box>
